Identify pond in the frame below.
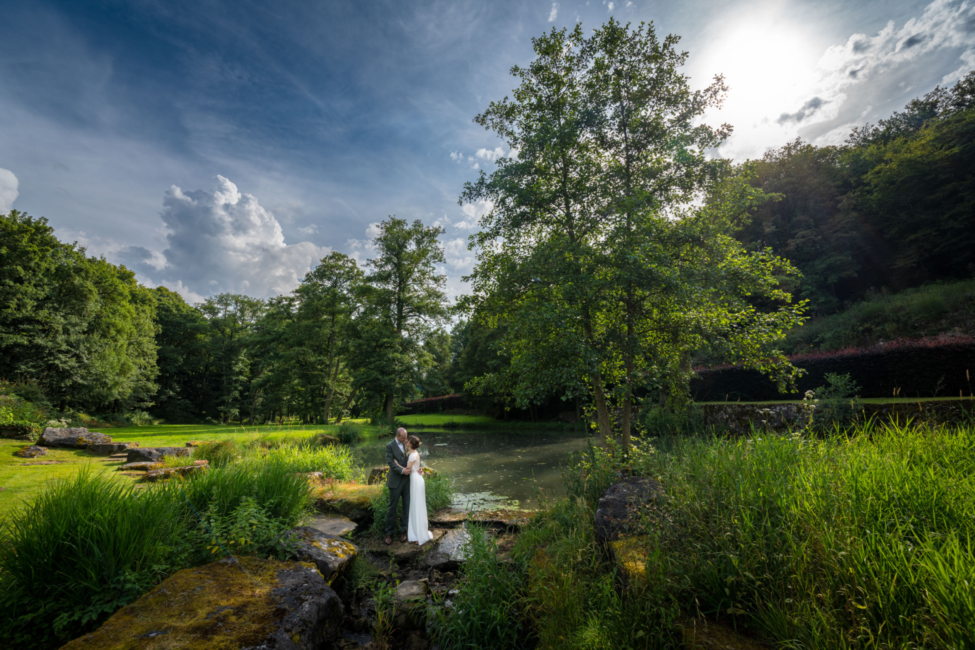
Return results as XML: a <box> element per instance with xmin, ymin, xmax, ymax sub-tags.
<box><xmin>355</xmin><ymin>428</ymin><xmax>592</xmax><ymax>510</ymax></box>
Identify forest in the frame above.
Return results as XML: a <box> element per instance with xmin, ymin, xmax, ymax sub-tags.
<box><xmin>1</xmin><ymin>68</ymin><xmax>972</xmax><ymax>429</ymax></box>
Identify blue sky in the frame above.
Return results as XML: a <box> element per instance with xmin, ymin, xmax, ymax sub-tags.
<box><xmin>1</xmin><ymin>0</ymin><xmax>972</xmax><ymax>302</ymax></box>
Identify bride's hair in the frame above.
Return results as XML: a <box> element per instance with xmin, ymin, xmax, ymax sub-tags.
<box><xmin>407</xmin><ymin>435</ymin><xmax>422</xmax><ymax>450</ymax></box>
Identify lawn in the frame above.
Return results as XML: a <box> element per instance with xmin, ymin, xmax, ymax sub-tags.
<box><xmin>0</xmin><ymin>422</ymin><xmax>377</xmax><ymax>520</ymax></box>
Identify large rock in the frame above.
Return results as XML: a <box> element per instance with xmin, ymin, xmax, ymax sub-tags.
<box><xmin>125</xmin><ymin>446</ymin><xmax>189</xmax><ymax>463</ymax></box>
<box><xmin>291</xmin><ymin>526</ymin><xmax>358</xmax><ymax>585</ymax></box>
<box><xmin>14</xmin><ymin>445</ymin><xmax>47</xmax><ymax>458</ymax></box>
<box><xmin>88</xmin><ymin>442</ymin><xmax>133</xmax><ymax>456</ymax></box>
<box><xmin>62</xmin><ymin>556</ymin><xmax>343</xmax><ymax>650</ymax></box>
<box><xmin>424</xmin><ymin>527</ymin><xmax>470</xmax><ymax>569</ymax></box>
<box><xmin>594</xmin><ymin>476</ymin><xmax>666</xmax><ymax>544</ymax></box>
<box><xmin>39</xmin><ymin>427</ymin><xmax>112</xmax><ymax>448</ymax></box>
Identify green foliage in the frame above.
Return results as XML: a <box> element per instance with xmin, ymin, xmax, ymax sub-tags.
<box><xmin>510</xmin><ymin>498</ymin><xmax>679</xmax><ymax>648</ymax></box>
<box><xmin>352</xmin><ymin>216</ymin><xmax>448</xmax><ymax>420</ymax></box>
<box><xmin>0</xmin><ymin>211</ymin><xmax>158</xmax><ymax>412</ymax></box>
<box><xmin>808</xmin><ymin>372</ymin><xmax>862</xmax><ymax>431</ymax></box>
<box><xmin>191</xmin><ymin>439</ymin><xmax>241</xmax><ymax>467</ymax></box>
<box><xmin>0</xmin><ymin>471</ymin><xmax>186</xmax><ymax>648</ymax></box>
<box><xmin>733</xmin><ymin>72</ymin><xmax>975</xmax><ymax>316</ymax></box>
<box><xmin>190</xmin><ymin>495</ymin><xmax>298</xmax><ymax>561</ymax></box>
<box><xmin>786</xmin><ymin>279</ymin><xmax>975</xmax><ymax>353</ymax></box>
<box><xmin>424</xmin><ymin>472</ymin><xmax>454</xmax><ymax>512</ymax></box>
<box><xmin>431</xmin><ymin>524</ymin><xmax>525</xmax><ymax>649</ymax></box>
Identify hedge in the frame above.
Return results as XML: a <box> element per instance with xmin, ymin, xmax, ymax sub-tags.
<box><xmin>692</xmin><ymin>336</ymin><xmax>975</xmax><ymax>401</ymax></box>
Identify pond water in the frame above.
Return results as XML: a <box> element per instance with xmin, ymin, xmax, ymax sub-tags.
<box><xmin>354</xmin><ymin>429</ymin><xmax>592</xmax><ymax>510</ymax></box>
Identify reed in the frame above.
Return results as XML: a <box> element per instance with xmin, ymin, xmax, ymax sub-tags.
<box><xmin>631</xmin><ymin>420</ymin><xmax>975</xmax><ymax>647</ymax></box>
<box><xmin>0</xmin><ymin>470</ymin><xmax>186</xmax><ymax>647</ymax></box>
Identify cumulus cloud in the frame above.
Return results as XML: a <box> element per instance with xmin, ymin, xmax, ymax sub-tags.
<box><xmin>0</xmin><ymin>168</ymin><xmax>19</xmax><ymax>212</ymax></box>
<box><xmin>475</xmin><ymin>146</ymin><xmax>505</xmax><ymax>162</ymax></box>
<box><xmin>548</xmin><ymin>2</ymin><xmax>559</xmax><ymax>22</ymax></box>
<box><xmin>457</xmin><ymin>199</ymin><xmax>493</xmax><ymax>230</ymax></box>
<box><xmin>817</xmin><ymin>0</ymin><xmax>975</xmax><ymax>100</ymax></box>
<box><xmin>129</xmin><ymin>176</ymin><xmax>329</xmax><ymax>300</ymax></box>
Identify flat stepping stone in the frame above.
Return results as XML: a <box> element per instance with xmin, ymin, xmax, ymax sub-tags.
<box><xmin>361</xmin><ymin>529</ymin><xmax>447</xmax><ymax>563</ymax></box>
<box><xmin>305</xmin><ymin>514</ymin><xmax>357</xmax><ymax>537</ymax></box>
<box><xmin>119</xmin><ymin>461</ymin><xmax>162</xmax><ymax>471</ymax></box>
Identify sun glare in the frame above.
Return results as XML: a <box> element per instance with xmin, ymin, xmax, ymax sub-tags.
<box><xmin>694</xmin><ymin>10</ymin><xmax>822</xmax><ymax>158</ymax></box>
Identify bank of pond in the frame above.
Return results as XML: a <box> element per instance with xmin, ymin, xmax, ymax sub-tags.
<box><xmin>2</xmin><ymin>418</ymin><xmax>975</xmax><ymax>648</ymax></box>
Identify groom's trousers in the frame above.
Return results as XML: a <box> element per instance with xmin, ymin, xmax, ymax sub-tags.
<box><xmin>386</xmin><ymin>479</ymin><xmax>410</xmax><ymax>535</ymax></box>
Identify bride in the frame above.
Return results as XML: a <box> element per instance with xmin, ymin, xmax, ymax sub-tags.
<box><xmin>405</xmin><ymin>435</ymin><xmax>432</xmax><ymax>545</ymax></box>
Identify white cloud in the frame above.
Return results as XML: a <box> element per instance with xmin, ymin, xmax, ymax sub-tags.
<box><xmin>0</xmin><ymin>168</ymin><xmax>19</xmax><ymax>212</ymax></box>
<box><xmin>475</xmin><ymin>146</ymin><xmax>505</xmax><ymax>162</ymax></box>
<box><xmin>443</xmin><ymin>236</ymin><xmax>474</xmax><ymax>272</ymax></box>
<box><xmin>130</xmin><ymin>176</ymin><xmax>329</xmax><ymax>299</ymax></box>
<box><xmin>345</xmin><ymin>221</ymin><xmax>382</xmax><ymax>266</ymax></box>
<box><xmin>449</xmin><ymin>151</ymin><xmax>464</xmax><ymax>162</ymax></box>
<box><xmin>608</xmin><ymin>2</ymin><xmax>615</xmax><ymax>11</ymax></box>
<box><xmin>457</xmin><ymin>199</ymin><xmax>493</xmax><ymax>230</ymax></box>
<box><xmin>548</xmin><ymin>2</ymin><xmax>559</xmax><ymax>22</ymax></box>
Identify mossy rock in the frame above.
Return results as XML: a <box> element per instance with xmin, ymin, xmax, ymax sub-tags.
<box><xmin>608</xmin><ymin>535</ymin><xmax>650</xmax><ymax>586</ymax></box>
<box><xmin>312</xmin><ymin>479</ymin><xmax>381</xmax><ymax>523</ymax></box>
<box><xmin>62</xmin><ymin>556</ymin><xmax>342</xmax><ymax>649</ymax></box>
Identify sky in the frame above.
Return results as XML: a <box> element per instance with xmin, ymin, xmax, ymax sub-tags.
<box><xmin>1</xmin><ymin>0</ymin><xmax>972</xmax><ymax>304</ymax></box>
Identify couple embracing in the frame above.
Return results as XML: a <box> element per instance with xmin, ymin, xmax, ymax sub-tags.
<box><xmin>384</xmin><ymin>427</ymin><xmax>432</xmax><ymax>546</ymax></box>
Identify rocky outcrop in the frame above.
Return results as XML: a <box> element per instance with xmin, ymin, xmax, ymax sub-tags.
<box><xmin>39</xmin><ymin>427</ymin><xmax>112</xmax><ymax>448</ymax></box>
<box><xmin>291</xmin><ymin>526</ymin><xmax>358</xmax><ymax>585</ymax></box>
<box><xmin>595</xmin><ymin>477</ymin><xmax>666</xmax><ymax>588</ymax></box>
<box><xmin>141</xmin><ymin>460</ymin><xmax>209</xmax><ymax>482</ymax></box>
<box><xmin>88</xmin><ymin>442</ymin><xmax>134</xmax><ymax>456</ymax></box>
<box><xmin>62</xmin><ymin>556</ymin><xmax>343</xmax><ymax>650</ymax></box>
<box><xmin>125</xmin><ymin>446</ymin><xmax>190</xmax><ymax>463</ymax></box>
<box><xmin>594</xmin><ymin>476</ymin><xmax>665</xmax><ymax>544</ymax></box>
<box><xmin>311</xmin><ymin>478</ymin><xmax>382</xmax><ymax>524</ymax></box>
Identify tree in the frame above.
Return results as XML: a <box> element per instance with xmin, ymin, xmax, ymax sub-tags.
<box><xmin>0</xmin><ymin>210</ymin><xmax>158</xmax><ymax>411</ymax></box>
<box><xmin>152</xmin><ymin>287</ymin><xmax>209</xmax><ymax>422</ymax></box>
<box><xmin>198</xmin><ymin>294</ymin><xmax>265</xmax><ymax>422</ymax></box>
<box><xmin>353</xmin><ymin>217</ymin><xmax>447</xmax><ymax>421</ymax></box>
<box><xmin>463</xmin><ymin>22</ymin><xmax>805</xmax><ymax>444</ymax></box>
<box><xmin>293</xmin><ymin>252</ymin><xmax>363</xmax><ymax>422</ymax></box>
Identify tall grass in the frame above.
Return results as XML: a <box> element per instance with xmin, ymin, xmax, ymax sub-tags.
<box><xmin>630</xmin><ymin>421</ymin><xmax>975</xmax><ymax>647</ymax></box>
<box><xmin>0</xmin><ymin>471</ymin><xmax>187</xmax><ymax>647</ymax></box>
<box><xmin>178</xmin><ymin>457</ymin><xmax>312</xmax><ymax>524</ymax></box>
<box><xmin>431</xmin><ymin>524</ymin><xmax>525</xmax><ymax>649</ymax></box>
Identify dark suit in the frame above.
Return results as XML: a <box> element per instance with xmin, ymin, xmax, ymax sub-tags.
<box><xmin>385</xmin><ymin>439</ymin><xmax>410</xmax><ymax>536</ymax></box>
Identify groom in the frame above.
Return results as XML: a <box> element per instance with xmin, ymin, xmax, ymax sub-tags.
<box><xmin>384</xmin><ymin>426</ymin><xmax>412</xmax><ymax>545</ymax></box>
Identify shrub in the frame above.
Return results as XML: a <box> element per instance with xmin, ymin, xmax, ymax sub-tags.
<box><xmin>425</xmin><ymin>472</ymin><xmax>454</xmax><ymax>512</ymax></box>
<box><xmin>190</xmin><ymin>496</ymin><xmax>298</xmax><ymax>561</ymax></box>
<box><xmin>191</xmin><ymin>439</ymin><xmax>241</xmax><ymax>467</ymax></box>
<box><xmin>336</xmin><ymin>421</ymin><xmax>363</xmax><ymax>445</ymax></box>
<box><xmin>0</xmin><ymin>471</ymin><xmax>186</xmax><ymax>647</ymax></box>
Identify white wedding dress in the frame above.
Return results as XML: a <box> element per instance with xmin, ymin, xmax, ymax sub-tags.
<box><xmin>406</xmin><ymin>450</ymin><xmax>432</xmax><ymax>545</ymax></box>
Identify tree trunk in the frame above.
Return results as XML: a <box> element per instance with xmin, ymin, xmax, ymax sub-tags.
<box><xmin>383</xmin><ymin>393</ymin><xmax>394</xmax><ymax>422</ymax></box>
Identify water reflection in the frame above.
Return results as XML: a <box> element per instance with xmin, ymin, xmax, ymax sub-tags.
<box><xmin>355</xmin><ymin>429</ymin><xmax>591</xmax><ymax>509</ymax></box>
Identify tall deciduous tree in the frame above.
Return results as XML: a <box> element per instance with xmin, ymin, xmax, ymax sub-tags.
<box><xmin>464</xmin><ymin>22</ymin><xmax>805</xmax><ymax>444</ymax></box>
<box><xmin>353</xmin><ymin>217</ymin><xmax>447</xmax><ymax>421</ymax></box>
<box><xmin>294</xmin><ymin>252</ymin><xmax>363</xmax><ymax>422</ymax></box>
